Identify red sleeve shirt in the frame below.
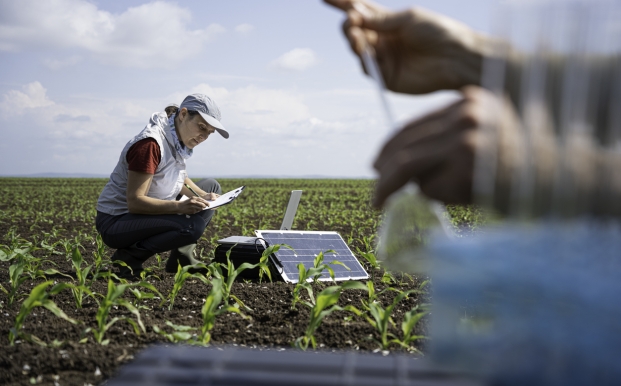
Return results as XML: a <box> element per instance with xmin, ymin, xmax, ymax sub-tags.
<box><xmin>126</xmin><ymin>138</ymin><xmax>161</xmax><ymax>174</ymax></box>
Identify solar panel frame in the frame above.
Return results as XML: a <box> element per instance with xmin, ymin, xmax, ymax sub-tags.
<box><xmin>255</xmin><ymin>230</ymin><xmax>369</xmax><ymax>283</ymax></box>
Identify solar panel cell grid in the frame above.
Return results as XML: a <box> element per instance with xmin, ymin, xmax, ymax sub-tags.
<box><xmin>255</xmin><ymin>230</ymin><xmax>369</xmax><ymax>283</ymax></box>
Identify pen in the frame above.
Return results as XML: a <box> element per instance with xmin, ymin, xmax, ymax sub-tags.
<box><xmin>184</xmin><ymin>183</ymin><xmax>201</xmax><ymax>198</ymax></box>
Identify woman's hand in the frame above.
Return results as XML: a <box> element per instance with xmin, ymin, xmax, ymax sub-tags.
<box><xmin>201</xmin><ymin>192</ymin><xmax>220</xmax><ymax>210</ymax></box>
<box><xmin>177</xmin><ymin>196</ymin><xmax>210</xmax><ymax>215</ymax></box>
<box><xmin>201</xmin><ymin>192</ymin><xmax>220</xmax><ymax>201</ymax></box>
<box><xmin>324</xmin><ymin>0</ymin><xmax>488</xmax><ymax>94</ymax></box>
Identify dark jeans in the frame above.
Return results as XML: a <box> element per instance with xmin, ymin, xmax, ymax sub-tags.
<box><xmin>95</xmin><ymin>178</ymin><xmax>221</xmax><ymax>254</ymax></box>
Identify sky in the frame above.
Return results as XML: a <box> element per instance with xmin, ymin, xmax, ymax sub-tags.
<box><xmin>0</xmin><ymin>0</ymin><xmax>497</xmax><ymax>178</ymax></box>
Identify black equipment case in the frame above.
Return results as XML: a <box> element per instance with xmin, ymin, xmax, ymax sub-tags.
<box><xmin>213</xmin><ymin>236</ymin><xmax>267</xmax><ymax>280</ymax></box>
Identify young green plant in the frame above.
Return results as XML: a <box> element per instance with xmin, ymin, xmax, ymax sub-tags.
<box><xmin>197</xmin><ymin>277</ymin><xmax>246</xmax><ymax>345</ymax></box>
<box><xmin>91</xmin><ymin>233</ymin><xmax>110</xmax><ymax>280</ymax></box>
<box><xmin>6</xmin><ymin>260</ymin><xmax>29</xmax><ymax>306</ymax></box>
<box><xmin>311</xmin><ymin>250</ymin><xmax>348</xmax><ymax>284</ymax></box>
<box><xmin>364</xmin><ymin>288</ymin><xmax>419</xmax><ymax>350</ymax></box>
<box><xmin>5</xmin><ymin>252</ymin><xmax>68</xmax><ymax>306</ymax></box>
<box><xmin>152</xmin><ymin>321</ymin><xmax>196</xmax><ymax>343</ymax></box>
<box><xmin>394</xmin><ymin>304</ymin><xmax>429</xmax><ymax>353</ymax></box>
<box><xmin>168</xmin><ymin>263</ymin><xmax>210</xmax><ymax>310</ymax></box>
<box><xmin>208</xmin><ymin>246</ymin><xmax>261</xmax><ymax>310</ymax></box>
<box><xmin>9</xmin><ymin>281</ymin><xmax>78</xmax><ymax>345</ymax></box>
<box><xmin>69</xmin><ymin>246</ymin><xmax>94</xmax><ymax>308</ymax></box>
<box><xmin>294</xmin><ymin>281</ymin><xmax>367</xmax><ymax>350</ymax></box>
<box><xmin>256</xmin><ymin>243</ymin><xmax>293</xmax><ymax>283</ymax></box>
<box><xmin>129</xmin><ymin>281</ymin><xmax>164</xmax><ymax>310</ymax></box>
<box><xmin>87</xmin><ymin>279</ymin><xmax>153</xmax><ymax>345</ymax></box>
<box><xmin>290</xmin><ymin>250</ymin><xmax>349</xmax><ymax>309</ymax></box>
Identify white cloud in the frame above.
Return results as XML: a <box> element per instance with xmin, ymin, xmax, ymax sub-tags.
<box><xmin>0</xmin><ymin>81</ymin><xmax>154</xmax><ymax>145</ymax></box>
<box><xmin>43</xmin><ymin>55</ymin><xmax>82</xmax><ymax>70</ymax></box>
<box><xmin>167</xmin><ymin>83</ymin><xmax>311</xmax><ymax>134</ymax></box>
<box><xmin>0</xmin><ymin>81</ymin><xmax>389</xmax><ymax>177</ymax></box>
<box><xmin>0</xmin><ymin>82</ymin><xmax>55</xmax><ymax>113</ymax></box>
<box><xmin>0</xmin><ymin>80</ymin><xmax>390</xmax><ymax>177</ymax></box>
<box><xmin>0</xmin><ymin>0</ymin><xmax>225</xmax><ymax>69</ymax></box>
<box><xmin>271</xmin><ymin>48</ymin><xmax>317</xmax><ymax>71</ymax></box>
<box><xmin>235</xmin><ymin>23</ymin><xmax>255</xmax><ymax>34</ymax></box>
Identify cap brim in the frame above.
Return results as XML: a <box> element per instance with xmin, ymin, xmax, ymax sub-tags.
<box><xmin>198</xmin><ymin>111</ymin><xmax>229</xmax><ymax>139</ymax></box>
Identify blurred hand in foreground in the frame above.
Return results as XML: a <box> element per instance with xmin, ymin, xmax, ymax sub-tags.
<box><xmin>372</xmin><ymin>86</ymin><xmax>524</xmax><ymax>208</ymax></box>
<box><xmin>324</xmin><ymin>0</ymin><xmax>490</xmax><ymax>94</ymax></box>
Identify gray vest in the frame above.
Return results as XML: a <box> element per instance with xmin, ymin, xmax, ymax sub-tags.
<box><xmin>97</xmin><ymin>112</ymin><xmax>187</xmax><ymax>215</ymax></box>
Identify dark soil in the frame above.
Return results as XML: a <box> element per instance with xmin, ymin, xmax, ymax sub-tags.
<box><xmin>0</xmin><ymin>217</ymin><xmax>429</xmax><ymax>386</ymax></box>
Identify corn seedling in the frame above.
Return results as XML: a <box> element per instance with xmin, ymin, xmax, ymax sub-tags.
<box><xmin>291</xmin><ymin>263</ymin><xmax>314</xmax><ymax>309</ymax></box>
<box><xmin>0</xmin><ymin>245</ymin><xmax>9</xmax><ymax>262</ymax></box>
<box><xmin>0</xmin><ymin>243</ymin><xmax>36</xmax><ymax>265</ymax></box>
<box><xmin>9</xmin><ymin>281</ymin><xmax>78</xmax><ymax>345</ymax></box>
<box><xmin>381</xmin><ymin>270</ymin><xmax>396</xmax><ymax>285</ymax></box>
<box><xmin>361</xmin><ymin>234</ymin><xmax>376</xmax><ymax>253</ymax></box>
<box><xmin>168</xmin><ymin>263</ymin><xmax>210</xmax><ymax>310</ymax></box>
<box><xmin>397</xmin><ymin>272</ymin><xmax>415</xmax><ymax>286</ymax></box>
<box><xmin>197</xmin><ymin>277</ymin><xmax>246</xmax><ymax>345</ymax></box>
<box><xmin>208</xmin><ymin>248</ymin><xmax>257</xmax><ymax>310</ymax></box>
<box><xmin>3</xmin><ymin>227</ymin><xmax>31</xmax><ymax>251</ymax></box>
<box><xmin>290</xmin><ymin>251</ymin><xmax>349</xmax><ymax>309</ymax></box>
<box><xmin>358</xmin><ymin>251</ymin><xmax>380</xmax><ymax>270</ymax></box>
<box><xmin>88</xmin><ymin>279</ymin><xmax>148</xmax><ymax>345</ymax></box>
<box><xmin>129</xmin><ymin>281</ymin><xmax>164</xmax><ymax>309</ymax></box>
<box><xmin>14</xmin><ymin>243</ymin><xmax>70</xmax><ymax>282</ymax></box>
<box><xmin>257</xmin><ymin>243</ymin><xmax>293</xmax><ymax>283</ymax></box>
<box><xmin>392</xmin><ymin>304</ymin><xmax>429</xmax><ymax>353</ymax></box>
<box><xmin>32</xmin><ymin>232</ymin><xmax>59</xmax><ymax>255</ymax></box>
<box><xmin>359</xmin><ymin>280</ymin><xmax>379</xmax><ymax>312</ymax></box>
<box><xmin>138</xmin><ymin>265</ymin><xmax>162</xmax><ymax>281</ymax></box>
<box><xmin>153</xmin><ymin>253</ymin><xmax>166</xmax><ymax>270</ymax></box>
<box><xmin>69</xmin><ymin>246</ymin><xmax>95</xmax><ymax>308</ymax></box>
<box><xmin>129</xmin><ymin>288</ymin><xmax>154</xmax><ymax>309</ymax></box>
<box><xmin>7</xmin><ymin>260</ymin><xmax>29</xmax><ymax>306</ymax></box>
<box><xmin>294</xmin><ymin>281</ymin><xmax>367</xmax><ymax>350</ymax></box>
<box><xmin>90</xmin><ymin>233</ymin><xmax>110</xmax><ymax>279</ymax></box>
<box><xmin>312</xmin><ymin>250</ymin><xmax>348</xmax><ymax>284</ymax></box>
<box><xmin>153</xmin><ymin>321</ymin><xmax>196</xmax><ymax>343</ymax></box>
<box><xmin>358</xmin><ymin>251</ymin><xmax>393</xmax><ymax>283</ymax></box>
<box><xmin>6</xmin><ymin>252</ymin><xmax>69</xmax><ymax>306</ymax></box>
<box><xmin>56</xmin><ymin>239</ymin><xmax>75</xmax><ymax>261</ymax></box>
<box><xmin>364</xmin><ymin>289</ymin><xmax>418</xmax><ymax>350</ymax></box>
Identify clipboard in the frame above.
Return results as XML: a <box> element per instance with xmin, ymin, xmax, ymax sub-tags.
<box><xmin>180</xmin><ymin>186</ymin><xmax>245</xmax><ymax>210</ymax></box>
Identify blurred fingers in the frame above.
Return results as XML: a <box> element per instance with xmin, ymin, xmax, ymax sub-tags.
<box><xmin>191</xmin><ymin>197</ymin><xmax>208</xmax><ymax>209</ymax></box>
<box><xmin>418</xmin><ymin>132</ymin><xmax>476</xmax><ymax>204</ymax></box>
<box><xmin>324</xmin><ymin>0</ymin><xmax>385</xmax><ymax>13</ymax></box>
<box><xmin>373</xmin><ymin>139</ymin><xmax>452</xmax><ymax>207</ymax></box>
<box><xmin>372</xmin><ymin>123</ymin><xmax>477</xmax><ymax>207</ymax></box>
<box><xmin>373</xmin><ymin>98</ymin><xmax>471</xmax><ymax>171</ymax></box>
<box><xmin>343</xmin><ymin>11</ymin><xmax>365</xmax><ymax>53</ymax></box>
<box><xmin>359</xmin><ymin>7</ymin><xmax>412</xmax><ymax>32</ymax></box>
<box><xmin>373</xmin><ymin>163</ymin><xmax>412</xmax><ymax>208</ymax></box>
<box><xmin>324</xmin><ymin>0</ymin><xmax>355</xmax><ymax>11</ymax></box>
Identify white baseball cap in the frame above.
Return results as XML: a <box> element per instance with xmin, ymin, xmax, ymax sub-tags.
<box><xmin>179</xmin><ymin>94</ymin><xmax>229</xmax><ymax>139</ymax></box>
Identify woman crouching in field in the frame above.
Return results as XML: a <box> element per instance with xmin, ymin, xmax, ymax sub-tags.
<box><xmin>95</xmin><ymin>94</ymin><xmax>228</xmax><ymax>279</ymax></box>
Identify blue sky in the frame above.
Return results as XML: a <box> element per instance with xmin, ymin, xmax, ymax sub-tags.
<box><xmin>0</xmin><ymin>0</ymin><xmax>497</xmax><ymax>178</ymax></box>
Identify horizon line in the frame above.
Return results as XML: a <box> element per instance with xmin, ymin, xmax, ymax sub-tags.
<box><xmin>0</xmin><ymin>172</ymin><xmax>375</xmax><ymax>180</ymax></box>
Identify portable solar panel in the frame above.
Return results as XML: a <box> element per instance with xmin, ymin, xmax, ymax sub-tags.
<box><xmin>255</xmin><ymin>230</ymin><xmax>369</xmax><ymax>283</ymax></box>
